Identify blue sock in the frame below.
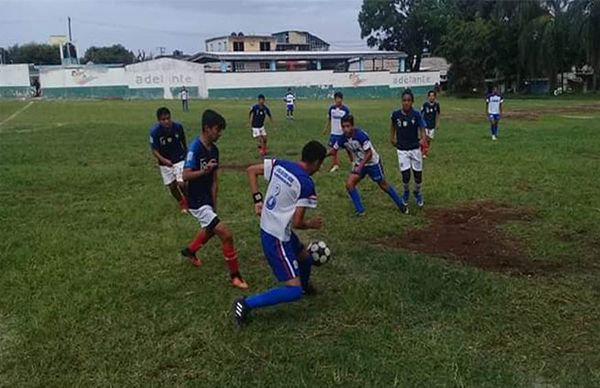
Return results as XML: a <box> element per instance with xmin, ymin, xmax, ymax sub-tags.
<box><xmin>299</xmin><ymin>256</ymin><xmax>313</xmax><ymax>290</ymax></box>
<box><xmin>384</xmin><ymin>185</ymin><xmax>404</xmax><ymax>209</ymax></box>
<box><xmin>491</xmin><ymin>124</ymin><xmax>495</xmax><ymax>135</ymax></box>
<box><xmin>347</xmin><ymin>188</ymin><xmax>365</xmax><ymax>213</ymax></box>
<box><xmin>245</xmin><ymin>285</ymin><xmax>303</xmax><ymax>309</ymax></box>
<box><xmin>494</xmin><ymin>124</ymin><xmax>499</xmax><ymax>136</ymax></box>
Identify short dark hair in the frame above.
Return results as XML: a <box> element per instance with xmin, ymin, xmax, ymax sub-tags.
<box><xmin>334</xmin><ymin>91</ymin><xmax>343</xmax><ymax>99</ymax></box>
<box><xmin>202</xmin><ymin>109</ymin><xmax>226</xmax><ymax>131</ymax></box>
<box><xmin>258</xmin><ymin>94</ymin><xmax>265</xmax><ymax>99</ymax></box>
<box><xmin>401</xmin><ymin>89</ymin><xmax>414</xmax><ymax>101</ymax></box>
<box><xmin>301</xmin><ymin>141</ymin><xmax>327</xmax><ymax>164</ymax></box>
<box><xmin>156</xmin><ymin>107</ymin><xmax>170</xmax><ymax>120</ymax></box>
<box><xmin>427</xmin><ymin>90</ymin><xmax>436</xmax><ymax>97</ymax></box>
<box><xmin>341</xmin><ymin>114</ymin><xmax>354</xmax><ymax>126</ymax></box>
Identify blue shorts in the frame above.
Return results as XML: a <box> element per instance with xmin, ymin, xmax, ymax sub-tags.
<box><xmin>358</xmin><ymin>162</ymin><xmax>385</xmax><ymax>183</ymax></box>
<box><xmin>260</xmin><ymin>229</ymin><xmax>304</xmax><ymax>282</ymax></box>
<box><xmin>287</xmin><ymin>104</ymin><xmax>294</xmax><ymax>112</ymax></box>
<box><xmin>488</xmin><ymin>113</ymin><xmax>501</xmax><ymax>121</ymax></box>
<box><xmin>328</xmin><ymin>134</ymin><xmax>344</xmax><ymax>148</ymax></box>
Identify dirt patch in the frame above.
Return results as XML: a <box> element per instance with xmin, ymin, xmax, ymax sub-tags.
<box><xmin>514</xmin><ymin>179</ymin><xmax>535</xmax><ymax>192</ymax></box>
<box><xmin>377</xmin><ymin>201</ymin><xmax>562</xmax><ymax>276</ymax></box>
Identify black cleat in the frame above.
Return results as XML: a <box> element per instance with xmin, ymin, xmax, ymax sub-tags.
<box><xmin>303</xmin><ymin>283</ymin><xmax>318</xmax><ymax>296</ymax></box>
<box><xmin>181</xmin><ymin>247</ymin><xmax>194</xmax><ymax>258</ymax></box>
<box><xmin>232</xmin><ymin>297</ymin><xmax>251</xmax><ymax>329</ymax></box>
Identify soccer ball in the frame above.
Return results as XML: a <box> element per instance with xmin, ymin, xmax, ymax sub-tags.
<box><xmin>308</xmin><ymin>241</ymin><xmax>331</xmax><ymax>266</ymax></box>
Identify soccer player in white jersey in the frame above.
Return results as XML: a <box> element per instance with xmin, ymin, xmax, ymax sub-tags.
<box><xmin>284</xmin><ymin>88</ymin><xmax>296</xmax><ymax>120</ymax></box>
<box><xmin>232</xmin><ymin>141</ymin><xmax>327</xmax><ymax>328</ymax></box>
<box><xmin>486</xmin><ymin>86</ymin><xmax>504</xmax><ymax>140</ymax></box>
<box><xmin>322</xmin><ymin>91</ymin><xmax>350</xmax><ymax>172</ymax></box>
<box><xmin>333</xmin><ymin>115</ymin><xmax>406</xmax><ymax>215</ymax></box>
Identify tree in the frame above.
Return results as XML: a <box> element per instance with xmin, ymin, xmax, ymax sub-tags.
<box><xmin>438</xmin><ymin>17</ymin><xmax>496</xmax><ymax>94</ymax></box>
<box><xmin>82</xmin><ymin>44</ymin><xmax>135</xmax><ymax>64</ymax></box>
<box><xmin>6</xmin><ymin>43</ymin><xmax>61</xmax><ymax>65</ymax></box>
<box><xmin>358</xmin><ymin>0</ymin><xmax>450</xmax><ymax>71</ymax></box>
<box><xmin>568</xmin><ymin>0</ymin><xmax>600</xmax><ymax>91</ymax></box>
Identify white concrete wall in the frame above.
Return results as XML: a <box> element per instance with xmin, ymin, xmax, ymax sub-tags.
<box><xmin>39</xmin><ymin>65</ymin><xmax>126</xmax><ymax>87</ymax></box>
<box><xmin>0</xmin><ymin>64</ymin><xmax>30</xmax><ymax>86</ymax></box>
<box><xmin>126</xmin><ymin>58</ymin><xmax>206</xmax><ymax>98</ymax></box>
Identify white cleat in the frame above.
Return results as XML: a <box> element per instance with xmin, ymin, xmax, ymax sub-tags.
<box><xmin>492</xmin><ymin>135</ymin><xmax>497</xmax><ymax>141</ymax></box>
<box><xmin>329</xmin><ymin>165</ymin><xmax>339</xmax><ymax>173</ymax></box>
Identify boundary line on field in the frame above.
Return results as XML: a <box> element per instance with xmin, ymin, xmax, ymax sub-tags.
<box><xmin>0</xmin><ymin>101</ymin><xmax>35</xmax><ymax>131</ymax></box>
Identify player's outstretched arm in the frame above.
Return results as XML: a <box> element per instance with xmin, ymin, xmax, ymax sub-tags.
<box><xmin>322</xmin><ymin>118</ymin><xmax>331</xmax><ymax>135</ymax></box>
<box><xmin>292</xmin><ymin>207</ymin><xmax>322</xmax><ymax>230</ymax></box>
<box><xmin>247</xmin><ymin>163</ymin><xmax>265</xmax><ymax>216</ymax></box>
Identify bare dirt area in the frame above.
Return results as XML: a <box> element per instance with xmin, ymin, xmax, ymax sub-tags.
<box><xmin>377</xmin><ymin>201</ymin><xmax>563</xmax><ymax>276</ymax></box>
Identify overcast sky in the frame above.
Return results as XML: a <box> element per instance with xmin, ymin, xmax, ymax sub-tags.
<box><xmin>1</xmin><ymin>0</ymin><xmax>370</xmax><ymax>56</ymax></box>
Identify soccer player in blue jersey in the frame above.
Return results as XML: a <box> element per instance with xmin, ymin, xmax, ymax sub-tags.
<box><xmin>421</xmin><ymin>90</ymin><xmax>441</xmax><ymax>157</ymax></box>
<box><xmin>390</xmin><ymin>89</ymin><xmax>428</xmax><ymax>212</ymax></box>
<box><xmin>284</xmin><ymin>88</ymin><xmax>296</xmax><ymax>120</ymax></box>
<box><xmin>180</xmin><ymin>109</ymin><xmax>248</xmax><ymax>289</ymax></box>
<box><xmin>486</xmin><ymin>86</ymin><xmax>504</xmax><ymax>140</ymax></box>
<box><xmin>248</xmin><ymin>94</ymin><xmax>273</xmax><ymax>157</ymax></box>
<box><xmin>333</xmin><ymin>115</ymin><xmax>406</xmax><ymax>215</ymax></box>
<box><xmin>149</xmin><ymin>107</ymin><xmax>188</xmax><ymax>213</ymax></box>
<box><xmin>232</xmin><ymin>141</ymin><xmax>327</xmax><ymax>328</ymax></box>
<box><xmin>322</xmin><ymin>91</ymin><xmax>350</xmax><ymax>172</ymax></box>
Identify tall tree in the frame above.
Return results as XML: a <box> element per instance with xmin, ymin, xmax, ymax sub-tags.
<box><xmin>568</xmin><ymin>0</ymin><xmax>600</xmax><ymax>91</ymax></box>
<box><xmin>6</xmin><ymin>43</ymin><xmax>61</xmax><ymax>65</ymax></box>
<box><xmin>358</xmin><ymin>0</ymin><xmax>450</xmax><ymax>71</ymax></box>
<box><xmin>82</xmin><ymin>44</ymin><xmax>135</xmax><ymax>64</ymax></box>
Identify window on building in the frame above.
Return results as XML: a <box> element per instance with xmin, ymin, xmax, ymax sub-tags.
<box><xmin>260</xmin><ymin>62</ymin><xmax>271</xmax><ymax>70</ymax></box>
<box><xmin>218</xmin><ymin>42</ymin><xmax>222</xmax><ymax>51</ymax></box>
<box><xmin>233</xmin><ymin>41</ymin><xmax>245</xmax><ymax>51</ymax></box>
<box><xmin>260</xmin><ymin>41</ymin><xmax>271</xmax><ymax>51</ymax></box>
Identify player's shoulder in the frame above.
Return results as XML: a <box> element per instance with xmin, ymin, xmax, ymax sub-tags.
<box><xmin>172</xmin><ymin>121</ymin><xmax>184</xmax><ymax>130</ymax></box>
<box><xmin>188</xmin><ymin>137</ymin><xmax>201</xmax><ymax>151</ymax></box>
<box><xmin>412</xmin><ymin>108</ymin><xmax>423</xmax><ymax>117</ymax></box>
<box><xmin>342</xmin><ymin>104</ymin><xmax>350</xmax><ymax>112</ymax></box>
<box><xmin>149</xmin><ymin>123</ymin><xmax>161</xmax><ymax>134</ymax></box>
<box><xmin>355</xmin><ymin>128</ymin><xmax>370</xmax><ymax>140</ymax></box>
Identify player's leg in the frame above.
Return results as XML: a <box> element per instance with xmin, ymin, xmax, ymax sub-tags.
<box><xmin>372</xmin><ymin>163</ymin><xmax>404</xmax><ymax>210</ymax></box>
<box><xmin>291</xmin><ymin>233</ymin><xmax>315</xmax><ymax>293</ymax></box>
<box><xmin>252</xmin><ymin>128</ymin><xmax>263</xmax><ymax>157</ymax></box>
<box><xmin>181</xmin><ymin>206</ymin><xmax>218</xmax><ymax>267</ymax></box>
<box><xmin>212</xmin><ymin>221</ymin><xmax>248</xmax><ymax>289</ymax></box>
<box><xmin>262</xmin><ymin>133</ymin><xmax>268</xmax><ymax>156</ymax></box>
<box><xmin>410</xmin><ymin>150</ymin><xmax>424</xmax><ymax>207</ymax></box>
<box><xmin>397</xmin><ymin>150</ymin><xmax>411</xmax><ymax>210</ymax></box>
<box><xmin>233</xmin><ymin>231</ymin><xmax>304</xmax><ymax>327</ymax></box>
<box><xmin>173</xmin><ymin>161</ymin><xmax>188</xmax><ymax>212</ymax></box>
<box><xmin>328</xmin><ymin>135</ymin><xmax>340</xmax><ymax>172</ymax></box>
<box><xmin>345</xmin><ymin>172</ymin><xmax>365</xmax><ymax>215</ymax></box>
<box><xmin>488</xmin><ymin>115</ymin><xmax>497</xmax><ymax>139</ymax></box>
<box><xmin>493</xmin><ymin>116</ymin><xmax>500</xmax><ymax>138</ymax></box>
<box><xmin>161</xmin><ymin>164</ymin><xmax>187</xmax><ymax>210</ymax></box>
<box><xmin>290</xmin><ymin>106</ymin><xmax>294</xmax><ymax>119</ymax></box>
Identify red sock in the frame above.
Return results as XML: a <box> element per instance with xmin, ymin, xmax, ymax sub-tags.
<box><xmin>188</xmin><ymin>230</ymin><xmax>208</xmax><ymax>253</ymax></box>
<box><xmin>332</xmin><ymin>152</ymin><xmax>339</xmax><ymax>166</ymax></box>
<box><xmin>179</xmin><ymin>197</ymin><xmax>188</xmax><ymax>209</ymax></box>
<box><xmin>222</xmin><ymin>242</ymin><xmax>240</xmax><ymax>276</ymax></box>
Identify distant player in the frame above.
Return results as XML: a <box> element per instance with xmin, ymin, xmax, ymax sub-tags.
<box><xmin>420</xmin><ymin>90</ymin><xmax>441</xmax><ymax>157</ymax></box>
<box><xmin>232</xmin><ymin>141</ymin><xmax>327</xmax><ymax>328</ymax></box>
<box><xmin>390</xmin><ymin>89</ymin><xmax>428</xmax><ymax>212</ymax></box>
<box><xmin>149</xmin><ymin>107</ymin><xmax>188</xmax><ymax>213</ymax></box>
<box><xmin>322</xmin><ymin>91</ymin><xmax>350</xmax><ymax>172</ymax></box>
<box><xmin>248</xmin><ymin>94</ymin><xmax>273</xmax><ymax>157</ymax></box>
<box><xmin>284</xmin><ymin>88</ymin><xmax>296</xmax><ymax>120</ymax></box>
<box><xmin>180</xmin><ymin>86</ymin><xmax>189</xmax><ymax>112</ymax></box>
<box><xmin>486</xmin><ymin>86</ymin><xmax>504</xmax><ymax>140</ymax></box>
<box><xmin>180</xmin><ymin>109</ymin><xmax>248</xmax><ymax>289</ymax></box>
<box><xmin>334</xmin><ymin>115</ymin><xmax>406</xmax><ymax>215</ymax></box>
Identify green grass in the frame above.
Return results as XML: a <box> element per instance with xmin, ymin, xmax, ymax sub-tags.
<box><xmin>1</xmin><ymin>96</ymin><xmax>600</xmax><ymax>387</ymax></box>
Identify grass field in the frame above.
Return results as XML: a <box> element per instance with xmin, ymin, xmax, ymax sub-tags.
<box><xmin>1</xmin><ymin>95</ymin><xmax>600</xmax><ymax>387</ymax></box>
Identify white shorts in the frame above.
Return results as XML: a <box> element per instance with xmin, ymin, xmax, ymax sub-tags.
<box><xmin>159</xmin><ymin>161</ymin><xmax>184</xmax><ymax>185</ymax></box>
<box><xmin>189</xmin><ymin>205</ymin><xmax>219</xmax><ymax>229</ymax></box>
<box><xmin>252</xmin><ymin>127</ymin><xmax>267</xmax><ymax>138</ymax></box>
<box><xmin>397</xmin><ymin>149</ymin><xmax>423</xmax><ymax>172</ymax></box>
<box><xmin>425</xmin><ymin>128</ymin><xmax>436</xmax><ymax>139</ymax></box>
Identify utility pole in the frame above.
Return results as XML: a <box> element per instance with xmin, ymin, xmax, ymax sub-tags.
<box><xmin>68</xmin><ymin>16</ymin><xmax>72</xmax><ymax>41</ymax></box>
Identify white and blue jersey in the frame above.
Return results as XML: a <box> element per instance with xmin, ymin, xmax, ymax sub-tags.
<box><xmin>260</xmin><ymin>158</ymin><xmax>317</xmax><ymax>282</ymax></box>
<box><xmin>335</xmin><ymin>128</ymin><xmax>384</xmax><ymax>182</ymax></box>
<box><xmin>486</xmin><ymin>92</ymin><xmax>503</xmax><ymax>119</ymax></box>
<box><xmin>285</xmin><ymin>93</ymin><xmax>296</xmax><ymax>110</ymax></box>
<box><xmin>327</xmin><ymin>104</ymin><xmax>350</xmax><ymax>146</ymax></box>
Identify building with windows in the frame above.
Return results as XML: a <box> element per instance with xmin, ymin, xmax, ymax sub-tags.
<box><xmin>272</xmin><ymin>30</ymin><xmax>330</xmax><ymax>51</ymax></box>
<box><xmin>205</xmin><ymin>33</ymin><xmax>276</xmax><ymax>52</ymax></box>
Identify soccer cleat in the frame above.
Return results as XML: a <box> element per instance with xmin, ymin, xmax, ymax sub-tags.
<box><xmin>492</xmin><ymin>135</ymin><xmax>497</xmax><ymax>141</ymax></box>
<box><xmin>414</xmin><ymin>191</ymin><xmax>424</xmax><ymax>208</ymax></box>
<box><xmin>303</xmin><ymin>283</ymin><xmax>318</xmax><ymax>296</ymax></box>
<box><xmin>399</xmin><ymin>203</ymin><xmax>409</xmax><ymax>214</ymax></box>
<box><xmin>329</xmin><ymin>165</ymin><xmax>339</xmax><ymax>173</ymax></box>
<box><xmin>232</xmin><ymin>297</ymin><xmax>251</xmax><ymax>329</ymax></box>
<box><xmin>355</xmin><ymin>210</ymin><xmax>365</xmax><ymax>217</ymax></box>
<box><xmin>231</xmin><ymin>275</ymin><xmax>249</xmax><ymax>289</ymax></box>
<box><xmin>181</xmin><ymin>247</ymin><xmax>202</xmax><ymax>267</ymax></box>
